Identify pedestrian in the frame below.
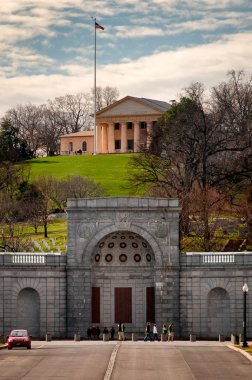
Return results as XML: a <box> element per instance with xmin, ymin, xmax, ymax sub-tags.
<box><xmin>110</xmin><ymin>326</ymin><xmax>115</xmax><ymax>340</ymax></box>
<box><xmin>168</xmin><ymin>323</ymin><xmax>174</xmax><ymax>342</ymax></box>
<box><xmin>162</xmin><ymin>323</ymin><xmax>167</xmax><ymax>335</ymax></box>
<box><xmin>96</xmin><ymin>325</ymin><xmax>101</xmax><ymax>340</ymax></box>
<box><xmin>153</xmin><ymin>323</ymin><xmax>159</xmax><ymax>341</ymax></box>
<box><xmin>91</xmin><ymin>325</ymin><xmax>96</xmax><ymax>340</ymax></box>
<box><xmin>118</xmin><ymin>322</ymin><xmax>125</xmax><ymax>341</ymax></box>
<box><xmin>144</xmin><ymin>322</ymin><xmax>152</xmax><ymax>341</ymax></box>
<box><xmin>103</xmin><ymin>327</ymin><xmax>108</xmax><ymax>334</ymax></box>
<box><xmin>87</xmin><ymin>326</ymin><xmax>92</xmax><ymax>339</ymax></box>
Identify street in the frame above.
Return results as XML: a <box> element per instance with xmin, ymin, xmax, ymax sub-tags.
<box><xmin>0</xmin><ymin>340</ymin><xmax>251</xmax><ymax>380</ymax></box>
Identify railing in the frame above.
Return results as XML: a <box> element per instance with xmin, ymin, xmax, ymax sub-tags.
<box><xmin>202</xmin><ymin>254</ymin><xmax>235</xmax><ymax>264</ymax></box>
<box><xmin>12</xmin><ymin>254</ymin><xmax>45</xmax><ymax>264</ymax></box>
<box><xmin>183</xmin><ymin>252</ymin><xmax>252</xmax><ymax>266</ymax></box>
<box><xmin>0</xmin><ymin>252</ymin><xmax>65</xmax><ymax>266</ymax></box>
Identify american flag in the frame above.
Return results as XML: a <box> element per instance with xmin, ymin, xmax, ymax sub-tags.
<box><xmin>95</xmin><ymin>22</ymin><xmax>104</xmax><ymax>30</ymax></box>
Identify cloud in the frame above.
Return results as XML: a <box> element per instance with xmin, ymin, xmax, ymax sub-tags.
<box><xmin>0</xmin><ymin>32</ymin><xmax>251</xmax><ymax>116</ymax></box>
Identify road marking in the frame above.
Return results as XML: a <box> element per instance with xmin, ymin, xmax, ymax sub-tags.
<box><xmin>103</xmin><ymin>342</ymin><xmax>121</xmax><ymax>380</ymax></box>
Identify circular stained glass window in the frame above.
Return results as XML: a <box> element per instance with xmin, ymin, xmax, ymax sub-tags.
<box><xmin>108</xmin><ymin>242</ymin><xmax>114</xmax><ymax>248</ymax></box>
<box><xmin>134</xmin><ymin>254</ymin><xmax>141</xmax><ymax>262</ymax></box>
<box><xmin>99</xmin><ymin>242</ymin><xmax>104</xmax><ymax>248</ymax></box>
<box><xmin>119</xmin><ymin>254</ymin><xmax>127</xmax><ymax>262</ymax></box>
<box><xmin>132</xmin><ymin>242</ymin><xmax>138</xmax><ymax>248</ymax></box>
<box><xmin>105</xmin><ymin>254</ymin><xmax>113</xmax><ymax>262</ymax></box>
<box><xmin>142</xmin><ymin>242</ymin><xmax>147</xmax><ymax>248</ymax></box>
<box><xmin>121</xmin><ymin>236</ymin><xmax>126</xmax><ymax>239</ymax></box>
<box><xmin>146</xmin><ymin>253</ymin><xmax>151</xmax><ymax>262</ymax></box>
<box><xmin>95</xmin><ymin>254</ymin><xmax>100</xmax><ymax>262</ymax></box>
<box><xmin>120</xmin><ymin>242</ymin><xmax>127</xmax><ymax>248</ymax></box>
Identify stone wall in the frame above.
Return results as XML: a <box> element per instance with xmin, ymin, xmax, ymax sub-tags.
<box><xmin>0</xmin><ymin>253</ymin><xmax>67</xmax><ymax>338</ymax></box>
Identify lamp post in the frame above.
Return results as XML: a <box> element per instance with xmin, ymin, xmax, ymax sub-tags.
<box><xmin>242</xmin><ymin>283</ymin><xmax>249</xmax><ymax>348</ymax></box>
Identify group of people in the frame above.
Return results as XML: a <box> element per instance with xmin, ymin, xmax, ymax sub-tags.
<box><xmin>144</xmin><ymin>322</ymin><xmax>174</xmax><ymax>342</ymax></box>
<box><xmin>86</xmin><ymin>323</ymin><xmax>124</xmax><ymax>341</ymax></box>
<box><xmin>86</xmin><ymin>322</ymin><xmax>174</xmax><ymax>341</ymax></box>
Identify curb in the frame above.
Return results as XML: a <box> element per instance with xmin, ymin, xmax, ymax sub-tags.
<box><xmin>227</xmin><ymin>344</ymin><xmax>252</xmax><ymax>362</ymax></box>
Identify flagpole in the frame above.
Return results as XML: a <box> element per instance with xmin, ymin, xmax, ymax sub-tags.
<box><xmin>93</xmin><ymin>17</ymin><xmax>97</xmax><ymax>155</ymax></box>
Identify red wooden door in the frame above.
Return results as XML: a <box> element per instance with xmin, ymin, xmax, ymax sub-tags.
<box><xmin>92</xmin><ymin>287</ymin><xmax>100</xmax><ymax>323</ymax></box>
<box><xmin>146</xmin><ymin>287</ymin><xmax>155</xmax><ymax>323</ymax></box>
<box><xmin>115</xmin><ymin>288</ymin><xmax>132</xmax><ymax>323</ymax></box>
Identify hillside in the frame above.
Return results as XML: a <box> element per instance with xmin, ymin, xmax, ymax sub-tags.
<box><xmin>28</xmin><ymin>154</ymin><xmax>135</xmax><ymax>196</ymax></box>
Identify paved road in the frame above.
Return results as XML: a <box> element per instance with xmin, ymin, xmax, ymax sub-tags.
<box><xmin>0</xmin><ymin>341</ymin><xmax>251</xmax><ymax>380</ymax></box>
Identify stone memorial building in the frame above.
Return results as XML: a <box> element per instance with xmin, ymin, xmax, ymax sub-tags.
<box><xmin>0</xmin><ymin>197</ymin><xmax>251</xmax><ymax>340</ymax></box>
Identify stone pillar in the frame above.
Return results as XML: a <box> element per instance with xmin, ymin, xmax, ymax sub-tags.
<box><xmin>108</xmin><ymin>123</ymin><xmax>115</xmax><ymax>153</ymax></box>
<box><xmin>121</xmin><ymin>122</ymin><xmax>127</xmax><ymax>153</ymax></box>
<box><xmin>96</xmin><ymin>125</ymin><xmax>102</xmax><ymax>154</ymax></box>
<box><xmin>133</xmin><ymin>122</ymin><xmax>140</xmax><ymax>152</ymax></box>
<box><xmin>146</xmin><ymin>122</ymin><xmax>152</xmax><ymax>149</ymax></box>
<box><xmin>102</xmin><ymin>125</ymin><xmax>108</xmax><ymax>153</ymax></box>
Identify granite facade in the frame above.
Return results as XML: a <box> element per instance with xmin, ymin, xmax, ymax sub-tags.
<box><xmin>0</xmin><ymin>197</ymin><xmax>251</xmax><ymax>339</ymax></box>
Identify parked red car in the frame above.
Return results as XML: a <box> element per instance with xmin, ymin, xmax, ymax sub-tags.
<box><xmin>7</xmin><ymin>329</ymin><xmax>31</xmax><ymax>350</ymax></box>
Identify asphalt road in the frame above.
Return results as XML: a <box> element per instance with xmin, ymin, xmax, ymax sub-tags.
<box><xmin>0</xmin><ymin>341</ymin><xmax>251</xmax><ymax>380</ymax></box>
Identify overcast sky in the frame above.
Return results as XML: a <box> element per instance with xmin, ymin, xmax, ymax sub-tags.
<box><xmin>1</xmin><ymin>0</ymin><xmax>252</xmax><ymax>116</ymax></box>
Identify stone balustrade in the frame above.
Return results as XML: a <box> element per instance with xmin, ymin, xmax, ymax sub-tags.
<box><xmin>0</xmin><ymin>252</ymin><xmax>66</xmax><ymax>266</ymax></box>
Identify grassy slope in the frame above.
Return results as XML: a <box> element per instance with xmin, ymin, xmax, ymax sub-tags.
<box><xmin>28</xmin><ymin>154</ymin><xmax>134</xmax><ymax>196</ymax></box>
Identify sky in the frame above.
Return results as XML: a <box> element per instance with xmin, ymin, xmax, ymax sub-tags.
<box><xmin>0</xmin><ymin>0</ymin><xmax>252</xmax><ymax>116</ymax></box>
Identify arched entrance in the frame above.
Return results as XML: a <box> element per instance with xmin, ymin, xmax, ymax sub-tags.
<box><xmin>91</xmin><ymin>231</ymin><xmax>155</xmax><ymax>331</ymax></box>
<box><xmin>17</xmin><ymin>288</ymin><xmax>40</xmax><ymax>337</ymax></box>
<box><xmin>207</xmin><ymin>287</ymin><xmax>231</xmax><ymax>338</ymax></box>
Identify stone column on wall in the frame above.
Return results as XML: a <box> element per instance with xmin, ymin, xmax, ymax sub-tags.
<box><xmin>96</xmin><ymin>125</ymin><xmax>102</xmax><ymax>154</ymax></box>
<box><xmin>133</xmin><ymin>122</ymin><xmax>140</xmax><ymax>152</ymax></box>
<box><xmin>108</xmin><ymin>123</ymin><xmax>115</xmax><ymax>153</ymax></box>
<box><xmin>146</xmin><ymin>121</ymin><xmax>152</xmax><ymax>149</ymax></box>
<box><xmin>121</xmin><ymin>122</ymin><xmax>127</xmax><ymax>153</ymax></box>
<box><xmin>101</xmin><ymin>125</ymin><xmax>108</xmax><ymax>153</ymax></box>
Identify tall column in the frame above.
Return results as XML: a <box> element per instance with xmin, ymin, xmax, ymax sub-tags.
<box><xmin>102</xmin><ymin>125</ymin><xmax>108</xmax><ymax>153</ymax></box>
<box><xmin>133</xmin><ymin>122</ymin><xmax>140</xmax><ymax>152</ymax></box>
<box><xmin>96</xmin><ymin>125</ymin><xmax>102</xmax><ymax>154</ymax></box>
<box><xmin>121</xmin><ymin>123</ymin><xmax>127</xmax><ymax>153</ymax></box>
<box><xmin>108</xmin><ymin>123</ymin><xmax>115</xmax><ymax>153</ymax></box>
<box><xmin>146</xmin><ymin>121</ymin><xmax>152</xmax><ymax>149</ymax></box>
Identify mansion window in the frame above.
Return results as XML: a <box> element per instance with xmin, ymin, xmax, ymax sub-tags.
<box><xmin>114</xmin><ymin>123</ymin><xmax>120</xmax><ymax>130</ymax></box>
<box><xmin>68</xmin><ymin>142</ymin><xmax>73</xmax><ymax>152</ymax></box>
<box><xmin>127</xmin><ymin>122</ymin><xmax>133</xmax><ymax>129</ymax></box>
<box><xmin>127</xmin><ymin>139</ymin><xmax>134</xmax><ymax>150</ymax></box>
<box><xmin>82</xmin><ymin>141</ymin><xmax>87</xmax><ymax>151</ymax></box>
<box><xmin>140</xmin><ymin>121</ymin><xmax>147</xmax><ymax>129</ymax></box>
<box><xmin>115</xmin><ymin>140</ymin><xmax>121</xmax><ymax>149</ymax></box>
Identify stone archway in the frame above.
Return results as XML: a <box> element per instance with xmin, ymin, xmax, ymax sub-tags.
<box><xmin>207</xmin><ymin>287</ymin><xmax>230</xmax><ymax>338</ymax></box>
<box><xmin>91</xmin><ymin>231</ymin><xmax>155</xmax><ymax>332</ymax></box>
<box><xmin>17</xmin><ymin>288</ymin><xmax>40</xmax><ymax>337</ymax></box>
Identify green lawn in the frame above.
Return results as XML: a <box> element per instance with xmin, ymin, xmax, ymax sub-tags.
<box><xmin>27</xmin><ymin>154</ymin><xmax>135</xmax><ymax>196</ymax></box>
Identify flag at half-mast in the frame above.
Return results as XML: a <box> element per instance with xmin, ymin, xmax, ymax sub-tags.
<box><xmin>95</xmin><ymin>22</ymin><xmax>104</xmax><ymax>30</ymax></box>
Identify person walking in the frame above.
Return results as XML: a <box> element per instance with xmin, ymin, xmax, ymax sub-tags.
<box><xmin>168</xmin><ymin>323</ymin><xmax>174</xmax><ymax>342</ymax></box>
<box><xmin>144</xmin><ymin>322</ymin><xmax>152</xmax><ymax>341</ymax></box>
<box><xmin>96</xmin><ymin>325</ymin><xmax>101</xmax><ymax>340</ymax></box>
<box><xmin>153</xmin><ymin>323</ymin><xmax>159</xmax><ymax>341</ymax></box>
<box><xmin>110</xmin><ymin>326</ymin><xmax>115</xmax><ymax>340</ymax></box>
<box><xmin>118</xmin><ymin>322</ymin><xmax>125</xmax><ymax>341</ymax></box>
<box><xmin>87</xmin><ymin>326</ymin><xmax>92</xmax><ymax>339</ymax></box>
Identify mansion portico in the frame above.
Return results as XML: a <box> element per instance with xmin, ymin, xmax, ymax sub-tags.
<box><xmin>60</xmin><ymin>96</ymin><xmax>170</xmax><ymax>155</ymax></box>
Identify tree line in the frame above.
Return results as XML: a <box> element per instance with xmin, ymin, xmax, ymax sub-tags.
<box><xmin>1</xmin><ymin>86</ymin><xmax>119</xmax><ymax>157</ymax></box>
<box><xmin>128</xmin><ymin>70</ymin><xmax>252</xmax><ymax>251</ymax></box>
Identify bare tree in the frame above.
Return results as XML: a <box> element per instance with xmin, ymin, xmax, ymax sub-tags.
<box><xmin>5</xmin><ymin>104</ymin><xmax>43</xmax><ymax>157</ymax></box>
<box><xmin>92</xmin><ymin>86</ymin><xmax>119</xmax><ymax>111</ymax></box>
<box><xmin>128</xmin><ymin>73</ymin><xmax>252</xmax><ymax>251</ymax></box>
<box><xmin>34</xmin><ymin>176</ymin><xmax>56</xmax><ymax>237</ymax></box>
<box><xmin>47</xmin><ymin>92</ymin><xmax>92</xmax><ymax>134</ymax></box>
